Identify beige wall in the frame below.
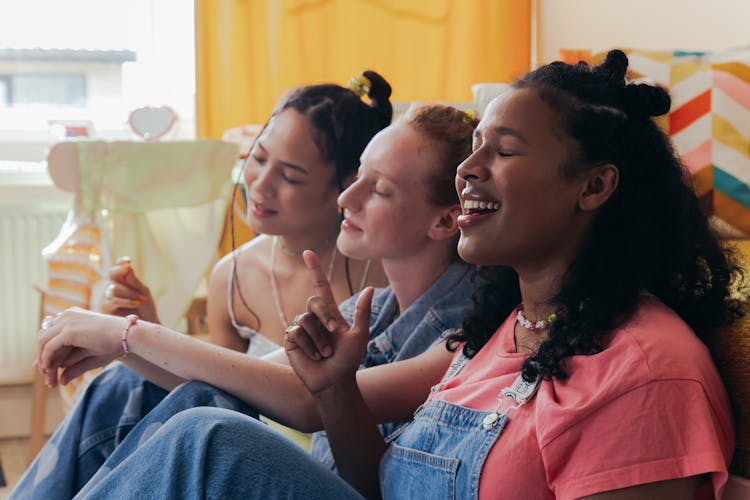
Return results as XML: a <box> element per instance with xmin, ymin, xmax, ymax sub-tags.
<box><xmin>539</xmin><ymin>0</ymin><xmax>750</xmax><ymax>64</ymax></box>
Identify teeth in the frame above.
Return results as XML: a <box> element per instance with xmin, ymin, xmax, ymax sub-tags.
<box><xmin>464</xmin><ymin>200</ymin><xmax>499</xmax><ymax>210</ymax></box>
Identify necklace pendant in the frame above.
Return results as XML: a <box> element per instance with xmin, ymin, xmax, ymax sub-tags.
<box><xmin>482</xmin><ymin>411</ymin><xmax>500</xmax><ymax>430</ymax></box>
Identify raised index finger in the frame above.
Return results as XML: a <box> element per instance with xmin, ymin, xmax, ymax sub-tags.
<box><xmin>303</xmin><ymin>250</ymin><xmax>337</xmax><ymax>306</ymax></box>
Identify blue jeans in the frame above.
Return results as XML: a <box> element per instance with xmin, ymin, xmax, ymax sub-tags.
<box><xmin>71</xmin><ymin>402</ymin><xmax>504</xmax><ymax>499</ymax></box>
<box><xmin>75</xmin><ymin>407</ymin><xmax>363</xmax><ymax>499</ymax></box>
<box><xmin>11</xmin><ymin>363</ymin><xmax>256</xmax><ymax>500</ymax></box>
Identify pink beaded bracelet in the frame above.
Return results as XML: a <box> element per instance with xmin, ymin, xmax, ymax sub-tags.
<box><xmin>121</xmin><ymin>314</ymin><xmax>139</xmax><ymax>358</ymax></box>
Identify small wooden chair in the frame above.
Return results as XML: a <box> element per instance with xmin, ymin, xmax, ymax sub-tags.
<box><xmin>185</xmin><ymin>296</ymin><xmax>208</xmax><ymax>337</ymax></box>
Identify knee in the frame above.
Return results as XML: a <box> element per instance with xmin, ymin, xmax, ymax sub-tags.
<box><xmin>173</xmin><ymin>379</ymin><xmax>216</xmax><ymax>396</ymax></box>
<box><xmin>162</xmin><ymin>407</ymin><xmax>261</xmax><ymax>446</ymax></box>
<box><xmin>170</xmin><ymin>406</ymin><xmax>249</xmax><ymax>425</ymax></box>
<box><xmin>171</xmin><ymin>380</ymin><xmax>225</xmax><ymax>405</ymax></box>
<box><xmin>170</xmin><ymin>381</ymin><xmax>249</xmax><ymax>413</ymax></box>
<box><xmin>89</xmin><ymin>362</ymin><xmax>134</xmax><ymax>389</ymax></box>
<box><xmin>77</xmin><ymin>363</ymin><xmax>143</xmax><ymax>408</ymax></box>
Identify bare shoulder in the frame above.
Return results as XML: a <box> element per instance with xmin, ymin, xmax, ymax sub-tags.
<box><xmin>208</xmin><ymin>235</ymin><xmax>272</xmax><ymax>348</ymax></box>
<box><xmin>209</xmin><ymin>236</ymin><xmax>273</xmax><ymax>311</ymax></box>
<box><xmin>212</xmin><ymin>236</ymin><xmax>272</xmax><ymax>276</ymax></box>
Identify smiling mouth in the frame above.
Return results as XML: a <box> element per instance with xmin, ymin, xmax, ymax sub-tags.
<box><xmin>250</xmin><ymin>202</ymin><xmax>277</xmax><ymax>216</ymax></box>
<box><xmin>463</xmin><ymin>200</ymin><xmax>500</xmax><ymax>215</ymax></box>
<box><xmin>341</xmin><ymin>217</ymin><xmax>362</xmax><ymax>232</ymax></box>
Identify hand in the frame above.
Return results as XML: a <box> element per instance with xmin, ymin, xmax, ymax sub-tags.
<box><xmin>284</xmin><ymin>251</ymin><xmax>374</xmax><ymax>395</ymax></box>
<box><xmin>36</xmin><ymin>307</ymin><xmax>129</xmax><ymax>387</ymax></box>
<box><xmin>100</xmin><ymin>257</ymin><xmax>160</xmax><ymax>323</ymax></box>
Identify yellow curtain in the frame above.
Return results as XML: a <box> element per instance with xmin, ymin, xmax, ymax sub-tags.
<box><xmin>195</xmin><ymin>0</ymin><xmax>531</xmax><ymax>139</ymax></box>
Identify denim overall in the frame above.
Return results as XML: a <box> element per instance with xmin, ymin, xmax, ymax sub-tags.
<box><xmin>380</xmin><ymin>354</ymin><xmax>539</xmax><ymax>499</ymax></box>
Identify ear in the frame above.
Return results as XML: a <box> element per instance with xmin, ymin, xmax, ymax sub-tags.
<box><xmin>578</xmin><ymin>164</ymin><xmax>619</xmax><ymax>212</ymax></box>
<box><xmin>427</xmin><ymin>205</ymin><xmax>462</xmax><ymax>241</ymax></box>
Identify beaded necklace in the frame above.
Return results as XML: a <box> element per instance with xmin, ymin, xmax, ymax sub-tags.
<box><xmin>516</xmin><ymin>307</ymin><xmax>557</xmax><ymax>332</ymax></box>
<box><xmin>278</xmin><ymin>226</ymin><xmax>338</xmax><ymax>258</ymax></box>
<box><xmin>269</xmin><ymin>236</ymin><xmax>337</xmax><ymax>328</ymax></box>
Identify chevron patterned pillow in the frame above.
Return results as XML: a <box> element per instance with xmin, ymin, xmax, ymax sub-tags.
<box><xmin>560</xmin><ymin>47</ymin><xmax>750</xmax><ymax>238</ymax></box>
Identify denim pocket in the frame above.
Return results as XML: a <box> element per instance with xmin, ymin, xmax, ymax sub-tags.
<box><xmin>380</xmin><ymin>441</ymin><xmax>460</xmax><ymax>499</ymax></box>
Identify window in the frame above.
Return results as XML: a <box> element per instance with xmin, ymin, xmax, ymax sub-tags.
<box><xmin>4</xmin><ymin>74</ymin><xmax>87</xmax><ymax>107</ymax></box>
<box><xmin>0</xmin><ymin>77</ymin><xmax>8</xmax><ymax>104</ymax></box>
<box><xmin>0</xmin><ymin>0</ymin><xmax>195</xmax><ymax>164</ymax></box>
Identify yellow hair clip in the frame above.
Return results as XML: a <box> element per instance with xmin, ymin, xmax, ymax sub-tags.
<box><xmin>463</xmin><ymin>108</ymin><xmax>477</xmax><ymax>123</ymax></box>
<box><xmin>348</xmin><ymin>75</ymin><xmax>372</xmax><ymax>98</ymax></box>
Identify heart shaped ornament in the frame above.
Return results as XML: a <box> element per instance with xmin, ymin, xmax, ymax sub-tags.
<box><xmin>128</xmin><ymin>106</ymin><xmax>178</xmax><ymax>141</ymax></box>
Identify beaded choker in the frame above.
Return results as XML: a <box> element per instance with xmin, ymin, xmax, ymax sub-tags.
<box><xmin>516</xmin><ymin>307</ymin><xmax>557</xmax><ymax>332</ymax></box>
<box><xmin>278</xmin><ymin>226</ymin><xmax>339</xmax><ymax>258</ymax></box>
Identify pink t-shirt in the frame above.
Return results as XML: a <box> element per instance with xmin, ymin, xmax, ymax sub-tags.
<box><xmin>432</xmin><ymin>297</ymin><xmax>733</xmax><ymax>499</ymax></box>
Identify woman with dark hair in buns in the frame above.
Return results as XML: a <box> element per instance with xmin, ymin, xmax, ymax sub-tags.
<box><xmin>34</xmin><ymin>52</ymin><xmax>748</xmax><ymax>499</ymax></box>
<box><xmin>103</xmin><ymin>70</ymin><xmax>394</xmax><ymax>356</ymax></box>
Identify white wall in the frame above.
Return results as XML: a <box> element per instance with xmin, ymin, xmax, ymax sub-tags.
<box><xmin>539</xmin><ymin>0</ymin><xmax>750</xmax><ymax>64</ymax></box>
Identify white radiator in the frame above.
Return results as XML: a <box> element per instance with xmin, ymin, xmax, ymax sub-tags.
<box><xmin>0</xmin><ymin>206</ymin><xmax>67</xmax><ymax>384</ymax></box>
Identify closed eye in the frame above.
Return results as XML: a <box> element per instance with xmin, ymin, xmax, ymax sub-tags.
<box><xmin>373</xmin><ymin>181</ymin><xmax>392</xmax><ymax>197</ymax></box>
<box><xmin>496</xmin><ymin>148</ymin><xmax>515</xmax><ymax>158</ymax></box>
<box><xmin>282</xmin><ymin>172</ymin><xmax>304</xmax><ymax>185</ymax></box>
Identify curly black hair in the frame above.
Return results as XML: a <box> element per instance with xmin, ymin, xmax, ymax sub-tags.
<box><xmin>447</xmin><ymin>50</ymin><xmax>748</xmax><ymax>382</ymax></box>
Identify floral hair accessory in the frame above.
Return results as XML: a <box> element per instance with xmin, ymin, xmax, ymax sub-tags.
<box><xmin>348</xmin><ymin>74</ymin><xmax>372</xmax><ymax>98</ymax></box>
<box><xmin>463</xmin><ymin>108</ymin><xmax>477</xmax><ymax>123</ymax></box>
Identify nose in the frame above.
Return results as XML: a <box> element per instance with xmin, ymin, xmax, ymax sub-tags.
<box><xmin>246</xmin><ymin>163</ymin><xmax>275</xmax><ymax>199</ymax></box>
<box><xmin>337</xmin><ymin>177</ymin><xmax>363</xmax><ymax>212</ymax></box>
<box><xmin>456</xmin><ymin>150</ymin><xmax>489</xmax><ymax>183</ymax></box>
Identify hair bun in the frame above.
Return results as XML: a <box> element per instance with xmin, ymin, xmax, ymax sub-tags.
<box><xmin>598</xmin><ymin>49</ymin><xmax>629</xmax><ymax>84</ymax></box>
<box><xmin>623</xmin><ymin>83</ymin><xmax>671</xmax><ymax>117</ymax></box>
<box><xmin>362</xmin><ymin>70</ymin><xmax>391</xmax><ymax>101</ymax></box>
<box><xmin>361</xmin><ymin>70</ymin><xmax>393</xmax><ymax>126</ymax></box>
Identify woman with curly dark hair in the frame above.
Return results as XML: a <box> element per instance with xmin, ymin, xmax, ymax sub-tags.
<box><xmin>56</xmin><ymin>51</ymin><xmax>746</xmax><ymax>499</ymax></box>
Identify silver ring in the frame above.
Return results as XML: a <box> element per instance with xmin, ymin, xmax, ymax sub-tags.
<box><xmin>292</xmin><ymin>314</ymin><xmax>303</xmax><ymax>326</ymax></box>
<box><xmin>41</xmin><ymin>315</ymin><xmax>54</xmax><ymax>330</ymax></box>
<box><xmin>105</xmin><ymin>284</ymin><xmax>114</xmax><ymax>299</ymax></box>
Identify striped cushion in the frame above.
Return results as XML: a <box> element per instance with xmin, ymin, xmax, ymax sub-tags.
<box><xmin>42</xmin><ymin>218</ymin><xmax>105</xmax><ymax>412</ymax></box>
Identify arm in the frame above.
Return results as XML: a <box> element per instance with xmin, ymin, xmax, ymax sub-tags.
<box><xmin>580</xmin><ymin>476</ymin><xmax>701</xmax><ymax>499</ymax></box>
<box><xmin>287</xmin><ymin>283</ymin><xmax>385</xmax><ymax>497</ymax></box>
<box><xmin>105</xmin><ymin>252</ymin><xmax>250</xmax><ymax>385</ymax></box>
<box><xmin>98</xmin><ymin>256</ymin><xmax>188</xmax><ymax>387</ymax></box>
<box><xmin>36</xmin><ymin>305</ymin><xmax>449</xmax><ymax>431</ymax></box>
<box><xmin>316</xmin><ymin>376</ymin><xmax>387</xmax><ymax>498</ymax></box>
<box><xmin>312</xmin><ymin>343</ymin><xmax>452</xmax><ymax>498</ymax></box>
<box><xmin>36</xmin><ymin>309</ymin><xmax>309</xmax><ymax>421</ymax></box>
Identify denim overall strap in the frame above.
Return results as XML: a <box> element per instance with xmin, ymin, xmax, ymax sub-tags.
<box><xmin>379</xmin><ymin>400</ymin><xmax>508</xmax><ymax>499</ymax></box>
<box><xmin>380</xmin><ymin>350</ymin><xmax>540</xmax><ymax>500</ymax></box>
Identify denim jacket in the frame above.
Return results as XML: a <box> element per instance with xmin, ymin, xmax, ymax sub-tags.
<box><xmin>310</xmin><ymin>259</ymin><xmax>485</xmax><ymax>470</ymax></box>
